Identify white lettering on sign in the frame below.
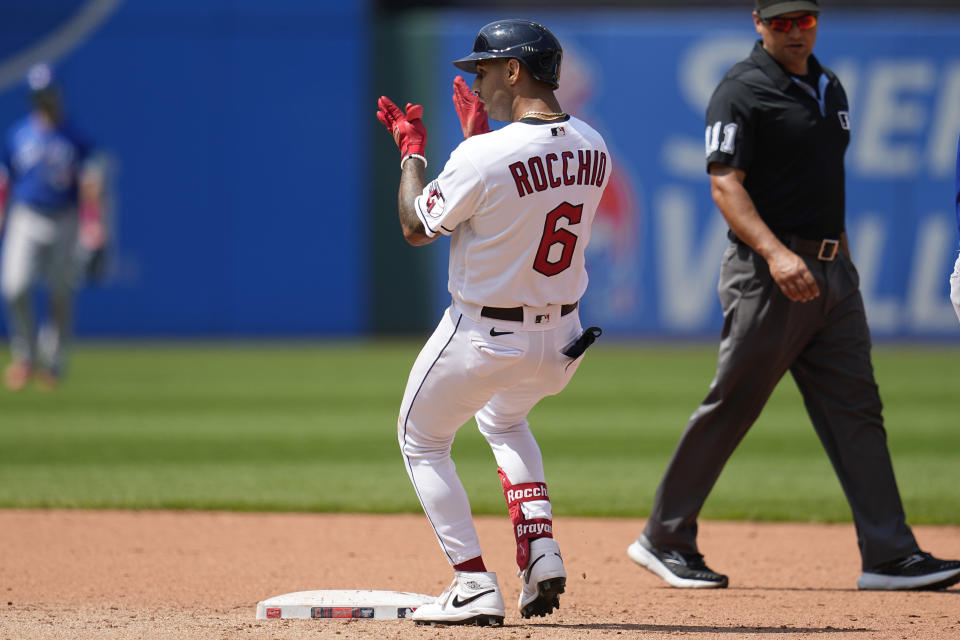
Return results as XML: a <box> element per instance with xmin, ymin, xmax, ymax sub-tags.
<box><xmin>848</xmin><ymin>215</ymin><xmax>900</xmax><ymax>331</ymax></box>
<box><xmin>927</xmin><ymin>61</ymin><xmax>960</xmax><ymax>176</ymax></box>
<box><xmin>854</xmin><ymin>60</ymin><xmax>935</xmax><ymax>176</ymax></box>
<box><xmin>905</xmin><ymin>214</ymin><xmax>959</xmax><ymax>330</ymax></box>
<box><xmin>679</xmin><ymin>36</ymin><xmax>755</xmax><ymax>113</ymax></box>
<box><xmin>850</xmin><ymin>214</ymin><xmax>958</xmax><ymax>332</ymax></box>
<box><xmin>655</xmin><ymin>186</ymin><xmax>730</xmax><ymax>330</ymax></box>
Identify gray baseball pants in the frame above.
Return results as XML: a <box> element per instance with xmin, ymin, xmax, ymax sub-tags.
<box><xmin>643</xmin><ymin>240</ymin><xmax>919</xmax><ymax>571</ymax></box>
<box><xmin>1</xmin><ymin>202</ymin><xmax>79</xmax><ymax>374</ymax></box>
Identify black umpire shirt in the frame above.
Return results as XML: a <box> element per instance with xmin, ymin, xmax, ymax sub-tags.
<box><xmin>705</xmin><ymin>41</ymin><xmax>851</xmax><ymax>240</ymax></box>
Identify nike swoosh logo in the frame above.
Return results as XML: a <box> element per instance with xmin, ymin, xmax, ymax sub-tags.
<box><xmin>663</xmin><ymin>553</ymin><xmax>687</xmax><ymax>567</ymax></box>
<box><xmin>490</xmin><ymin>328</ymin><xmax>513</xmax><ymax>336</ymax></box>
<box><xmin>452</xmin><ymin>590</ymin><xmax>495</xmax><ymax>608</ymax></box>
<box><xmin>900</xmin><ymin>554</ymin><xmax>924</xmax><ymax>568</ymax></box>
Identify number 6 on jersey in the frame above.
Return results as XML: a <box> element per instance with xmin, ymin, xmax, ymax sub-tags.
<box><xmin>533</xmin><ymin>202</ymin><xmax>582</xmax><ymax>276</ymax></box>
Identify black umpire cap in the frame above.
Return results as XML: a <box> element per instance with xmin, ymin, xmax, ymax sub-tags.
<box><xmin>755</xmin><ymin>0</ymin><xmax>820</xmax><ymax>19</ymax></box>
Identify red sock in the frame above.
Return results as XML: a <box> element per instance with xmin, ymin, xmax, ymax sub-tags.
<box><xmin>453</xmin><ymin>556</ymin><xmax>487</xmax><ymax>572</ymax></box>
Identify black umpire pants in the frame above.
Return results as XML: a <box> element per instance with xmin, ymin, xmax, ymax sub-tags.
<box><xmin>643</xmin><ymin>241</ymin><xmax>919</xmax><ymax>571</ymax></box>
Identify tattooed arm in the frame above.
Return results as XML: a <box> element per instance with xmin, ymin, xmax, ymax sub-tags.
<box><xmin>398</xmin><ymin>157</ymin><xmax>435</xmax><ymax>246</ymax></box>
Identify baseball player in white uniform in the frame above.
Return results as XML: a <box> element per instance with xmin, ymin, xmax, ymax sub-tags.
<box><xmin>376</xmin><ymin>20</ymin><xmax>610</xmax><ymax>626</ymax></box>
<box><xmin>950</xmin><ymin>132</ymin><xmax>960</xmax><ymax>322</ymax></box>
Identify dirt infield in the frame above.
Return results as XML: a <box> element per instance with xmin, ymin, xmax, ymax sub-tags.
<box><xmin>1</xmin><ymin>510</ymin><xmax>958</xmax><ymax>639</ymax></box>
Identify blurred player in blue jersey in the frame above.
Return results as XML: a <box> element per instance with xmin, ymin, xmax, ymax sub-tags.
<box><xmin>0</xmin><ymin>63</ymin><xmax>106</xmax><ymax>391</ymax></box>
<box><xmin>951</xmin><ymin>133</ymin><xmax>960</xmax><ymax>323</ymax></box>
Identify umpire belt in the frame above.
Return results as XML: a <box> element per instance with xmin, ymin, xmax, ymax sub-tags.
<box><xmin>731</xmin><ymin>231</ymin><xmax>846</xmax><ymax>262</ymax></box>
<box><xmin>481</xmin><ymin>301</ymin><xmax>579</xmax><ymax>322</ymax></box>
<box><xmin>784</xmin><ymin>234</ymin><xmax>847</xmax><ymax>262</ymax></box>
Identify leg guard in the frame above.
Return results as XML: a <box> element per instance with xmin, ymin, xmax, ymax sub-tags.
<box><xmin>498</xmin><ymin>468</ymin><xmax>553</xmax><ymax>571</ymax></box>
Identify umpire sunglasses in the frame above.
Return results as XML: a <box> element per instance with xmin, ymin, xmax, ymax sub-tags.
<box><xmin>763</xmin><ymin>14</ymin><xmax>818</xmax><ymax>32</ymax></box>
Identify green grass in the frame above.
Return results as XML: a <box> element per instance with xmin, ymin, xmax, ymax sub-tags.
<box><xmin>1</xmin><ymin>340</ymin><xmax>958</xmax><ymax>523</ymax></box>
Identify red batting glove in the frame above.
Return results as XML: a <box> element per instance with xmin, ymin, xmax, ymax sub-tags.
<box><xmin>452</xmin><ymin>75</ymin><xmax>490</xmax><ymax>138</ymax></box>
<box><xmin>377</xmin><ymin>96</ymin><xmax>427</xmax><ymax>168</ymax></box>
<box><xmin>78</xmin><ymin>199</ymin><xmax>106</xmax><ymax>250</ymax></box>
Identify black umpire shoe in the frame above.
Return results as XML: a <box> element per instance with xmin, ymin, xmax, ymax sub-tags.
<box><xmin>627</xmin><ymin>534</ymin><xmax>729</xmax><ymax>588</ymax></box>
<box><xmin>858</xmin><ymin>551</ymin><xmax>960</xmax><ymax>590</ymax></box>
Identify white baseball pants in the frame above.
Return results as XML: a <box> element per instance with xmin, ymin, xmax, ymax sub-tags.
<box><xmin>398</xmin><ymin>300</ymin><xmax>584</xmax><ymax>566</ymax></box>
<box><xmin>950</xmin><ymin>253</ymin><xmax>960</xmax><ymax>323</ymax></box>
<box><xmin>1</xmin><ymin>203</ymin><xmax>79</xmax><ymax>372</ymax></box>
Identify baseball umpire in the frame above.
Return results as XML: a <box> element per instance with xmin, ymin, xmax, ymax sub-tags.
<box><xmin>0</xmin><ymin>63</ymin><xmax>106</xmax><ymax>391</ymax></box>
<box><xmin>377</xmin><ymin>19</ymin><xmax>608</xmax><ymax>625</ymax></box>
<box><xmin>627</xmin><ymin>0</ymin><xmax>960</xmax><ymax>591</ymax></box>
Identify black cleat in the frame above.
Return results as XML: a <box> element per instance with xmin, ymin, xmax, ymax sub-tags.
<box><xmin>520</xmin><ymin>576</ymin><xmax>565</xmax><ymax>618</ymax></box>
<box><xmin>858</xmin><ymin>551</ymin><xmax>960</xmax><ymax>590</ymax></box>
<box><xmin>519</xmin><ymin>538</ymin><xmax>567</xmax><ymax>618</ymax></box>
<box><xmin>627</xmin><ymin>534</ymin><xmax>728</xmax><ymax>588</ymax></box>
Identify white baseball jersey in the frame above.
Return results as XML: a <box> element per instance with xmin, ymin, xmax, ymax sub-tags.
<box><xmin>414</xmin><ymin>117</ymin><xmax>609</xmax><ymax>308</ymax></box>
<box><xmin>399</xmin><ymin>116</ymin><xmax>611</xmax><ymax>570</ymax></box>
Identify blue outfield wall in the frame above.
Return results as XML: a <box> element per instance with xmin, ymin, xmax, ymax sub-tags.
<box><xmin>424</xmin><ymin>10</ymin><xmax>960</xmax><ymax>340</ymax></box>
<box><xmin>0</xmin><ymin>0</ymin><xmax>369</xmax><ymax>336</ymax></box>
<box><xmin>1</xmin><ymin>4</ymin><xmax>959</xmax><ymax>339</ymax></box>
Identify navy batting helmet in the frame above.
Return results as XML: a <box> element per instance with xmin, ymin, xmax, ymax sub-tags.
<box><xmin>452</xmin><ymin>20</ymin><xmax>562</xmax><ymax>89</ymax></box>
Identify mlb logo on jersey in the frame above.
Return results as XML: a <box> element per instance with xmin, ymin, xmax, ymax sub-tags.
<box><xmin>837</xmin><ymin>111</ymin><xmax>850</xmax><ymax>130</ymax></box>
<box><xmin>551</xmin><ymin>126</ymin><xmax>566</xmax><ymax>137</ymax></box>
